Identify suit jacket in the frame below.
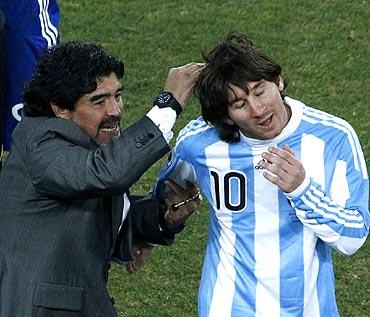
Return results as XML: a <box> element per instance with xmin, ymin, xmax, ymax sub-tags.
<box><xmin>0</xmin><ymin>115</ymin><xmax>174</xmax><ymax>316</ymax></box>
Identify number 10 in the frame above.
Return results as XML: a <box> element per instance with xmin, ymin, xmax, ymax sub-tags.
<box><xmin>210</xmin><ymin>170</ymin><xmax>247</xmax><ymax>212</ymax></box>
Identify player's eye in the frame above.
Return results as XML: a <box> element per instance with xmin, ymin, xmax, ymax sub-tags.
<box><xmin>255</xmin><ymin>89</ymin><xmax>265</xmax><ymax>97</ymax></box>
<box><xmin>232</xmin><ymin>101</ymin><xmax>246</xmax><ymax>109</ymax></box>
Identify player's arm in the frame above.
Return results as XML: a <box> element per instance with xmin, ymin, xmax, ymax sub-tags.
<box><xmin>259</xmin><ymin>144</ymin><xmax>369</xmax><ymax>255</ymax></box>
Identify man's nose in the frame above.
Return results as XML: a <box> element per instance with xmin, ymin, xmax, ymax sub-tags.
<box><xmin>107</xmin><ymin>98</ymin><xmax>122</xmax><ymax>116</ymax></box>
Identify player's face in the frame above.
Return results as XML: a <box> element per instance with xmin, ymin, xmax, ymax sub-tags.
<box><xmin>226</xmin><ymin>78</ymin><xmax>291</xmax><ymax>140</ymax></box>
<box><xmin>70</xmin><ymin>73</ymin><xmax>123</xmax><ymax>144</ymax></box>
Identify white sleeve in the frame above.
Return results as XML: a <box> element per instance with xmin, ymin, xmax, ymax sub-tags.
<box><xmin>146</xmin><ymin>106</ymin><xmax>177</xmax><ymax>143</ymax></box>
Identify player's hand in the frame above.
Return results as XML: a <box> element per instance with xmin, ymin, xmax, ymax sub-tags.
<box><xmin>258</xmin><ymin>144</ymin><xmax>305</xmax><ymax>193</ymax></box>
<box><xmin>163</xmin><ymin>179</ymin><xmax>201</xmax><ymax>229</ymax></box>
<box><xmin>125</xmin><ymin>242</ymin><xmax>154</xmax><ymax>274</ymax></box>
<box><xmin>163</xmin><ymin>62</ymin><xmax>205</xmax><ymax>107</ymax></box>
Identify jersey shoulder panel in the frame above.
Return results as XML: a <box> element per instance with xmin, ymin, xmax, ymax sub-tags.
<box><xmin>300</xmin><ymin>104</ymin><xmax>367</xmax><ymax>178</ymax></box>
<box><xmin>175</xmin><ymin>116</ymin><xmax>215</xmax><ymax>149</ymax></box>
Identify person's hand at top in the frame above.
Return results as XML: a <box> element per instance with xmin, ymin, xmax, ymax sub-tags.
<box><xmin>147</xmin><ymin>62</ymin><xmax>204</xmax><ymax>143</ymax></box>
<box><xmin>164</xmin><ymin>62</ymin><xmax>205</xmax><ymax>108</ymax></box>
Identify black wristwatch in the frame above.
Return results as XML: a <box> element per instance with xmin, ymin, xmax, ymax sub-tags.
<box><xmin>153</xmin><ymin>92</ymin><xmax>182</xmax><ymax>117</ymax></box>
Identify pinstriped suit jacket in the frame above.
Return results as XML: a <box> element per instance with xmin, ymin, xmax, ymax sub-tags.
<box><xmin>0</xmin><ymin>115</ymin><xmax>174</xmax><ymax>316</ymax></box>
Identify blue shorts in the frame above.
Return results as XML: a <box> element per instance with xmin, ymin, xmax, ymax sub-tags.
<box><xmin>0</xmin><ymin>0</ymin><xmax>60</xmax><ymax>151</ymax></box>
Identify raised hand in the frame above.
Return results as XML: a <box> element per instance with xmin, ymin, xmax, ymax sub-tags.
<box><xmin>163</xmin><ymin>62</ymin><xmax>205</xmax><ymax>107</ymax></box>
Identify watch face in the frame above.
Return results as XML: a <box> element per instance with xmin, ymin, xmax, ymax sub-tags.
<box><xmin>154</xmin><ymin>91</ymin><xmax>182</xmax><ymax>116</ymax></box>
<box><xmin>157</xmin><ymin>92</ymin><xmax>172</xmax><ymax>105</ymax></box>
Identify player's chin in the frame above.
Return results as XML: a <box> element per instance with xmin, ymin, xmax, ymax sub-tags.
<box><xmin>256</xmin><ymin>124</ymin><xmax>283</xmax><ymax>140</ymax></box>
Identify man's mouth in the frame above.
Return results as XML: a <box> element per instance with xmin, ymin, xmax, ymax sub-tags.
<box><xmin>258</xmin><ymin>114</ymin><xmax>273</xmax><ymax>127</ymax></box>
<box><xmin>100</xmin><ymin>125</ymin><xmax>119</xmax><ymax>134</ymax></box>
<box><xmin>99</xmin><ymin>120</ymin><xmax>120</xmax><ymax>134</ymax></box>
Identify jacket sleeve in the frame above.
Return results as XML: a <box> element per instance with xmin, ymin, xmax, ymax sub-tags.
<box><xmin>128</xmin><ymin>195</ymin><xmax>184</xmax><ymax>246</ymax></box>
<box><xmin>110</xmin><ymin>194</ymin><xmax>185</xmax><ymax>264</ymax></box>
<box><xmin>26</xmin><ymin>116</ymin><xmax>170</xmax><ymax>198</ymax></box>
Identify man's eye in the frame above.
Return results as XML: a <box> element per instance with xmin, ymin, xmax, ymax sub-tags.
<box><xmin>94</xmin><ymin>99</ymin><xmax>105</xmax><ymax>106</ymax></box>
<box><xmin>115</xmin><ymin>94</ymin><xmax>122</xmax><ymax>101</ymax></box>
<box><xmin>255</xmin><ymin>90</ymin><xmax>264</xmax><ymax>97</ymax></box>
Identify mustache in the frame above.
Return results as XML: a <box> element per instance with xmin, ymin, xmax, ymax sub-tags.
<box><xmin>98</xmin><ymin>116</ymin><xmax>121</xmax><ymax>129</ymax></box>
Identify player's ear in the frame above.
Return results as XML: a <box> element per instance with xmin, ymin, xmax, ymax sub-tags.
<box><xmin>51</xmin><ymin>103</ymin><xmax>72</xmax><ymax>119</ymax></box>
<box><xmin>224</xmin><ymin>117</ymin><xmax>234</xmax><ymax>125</ymax></box>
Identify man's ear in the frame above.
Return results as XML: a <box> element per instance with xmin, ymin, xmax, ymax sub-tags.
<box><xmin>277</xmin><ymin>76</ymin><xmax>284</xmax><ymax>91</ymax></box>
<box><xmin>51</xmin><ymin>103</ymin><xmax>71</xmax><ymax>119</ymax></box>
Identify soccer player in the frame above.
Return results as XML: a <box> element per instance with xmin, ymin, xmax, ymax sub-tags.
<box><xmin>154</xmin><ymin>33</ymin><xmax>369</xmax><ymax>317</ymax></box>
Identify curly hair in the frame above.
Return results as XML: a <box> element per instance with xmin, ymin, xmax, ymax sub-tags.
<box><xmin>195</xmin><ymin>33</ymin><xmax>284</xmax><ymax>143</ymax></box>
<box><xmin>23</xmin><ymin>41</ymin><xmax>125</xmax><ymax>117</ymax></box>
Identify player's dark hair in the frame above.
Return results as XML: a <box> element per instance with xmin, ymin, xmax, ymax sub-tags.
<box><xmin>195</xmin><ymin>33</ymin><xmax>284</xmax><ymax>143</ymax></box>
<box><xmin>23</xmin><ymin>41</ymin><xmax>124</xmax><ymax>117</ymax></box>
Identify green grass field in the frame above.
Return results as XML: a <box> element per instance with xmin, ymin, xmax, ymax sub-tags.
<box><xmin>59</xmin><ymin>1</ymin><xmax>369</xmax><ymax>316</ymax></box>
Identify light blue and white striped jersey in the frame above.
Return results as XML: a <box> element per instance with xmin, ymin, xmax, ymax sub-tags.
<box><xmin>154</xmin><ymin>97</ymin><xmax>369</xmax><ymax>317</ymax></box>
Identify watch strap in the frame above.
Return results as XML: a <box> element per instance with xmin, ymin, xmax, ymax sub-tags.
<box><xmin>154</xmin><ymin>92</ymin><xmax>182</xmax><ymax>117</ymax></box>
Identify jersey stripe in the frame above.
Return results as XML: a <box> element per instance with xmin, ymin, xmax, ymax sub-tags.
<box><xmin>38</xmin><ymin>0</ymin><xmax>58</xmax><ymax>48</ymax></box>
<box><xmin>330</xmin><ymin>160</ymin><xmax>350</xmax><ymax>207</ymax></box>
<box><xmin>252</xmin><ymin>146</ymin><xmax>280</xmax><ymax>316</ymax></box>
<box><xmin>206</xmin><ymin>142</ymin><xmax>236</xmax><ymax>317</ymax></box>
<box><xmin>303</xmin><ymin>226</ymin><xmax>320</xmax><ymax>316</ymax></box>
<box><xmin>301</xmin><ymin>133</ymin><xmax>325</xmax><ymax>188</ymax></box>
<box><xmin>43</xmin><ymin>0</ymin><xmax>59</xmax><ymax>39</ymax></box>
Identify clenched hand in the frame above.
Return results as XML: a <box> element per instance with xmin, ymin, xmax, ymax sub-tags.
<box><xmin>163</xmin><ymin>179</ymin><xmax>201</xmax><ymax>229</ymax></box>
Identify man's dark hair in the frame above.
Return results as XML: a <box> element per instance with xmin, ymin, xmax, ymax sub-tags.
<box><xmin>195</xmin><ymin>33</ymin><xmax>284</xmax><ymax>143</ymax></box>
<box><xmin>23</xmin><ymin>41</ymin><xmax>125</xmax><ymax>117</ymax></box>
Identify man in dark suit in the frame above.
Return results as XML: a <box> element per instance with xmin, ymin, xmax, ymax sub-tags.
<box><xmin>0</xmin><ymin>41</ymin><xmax>202</xmax><ymax>316</ymax></box>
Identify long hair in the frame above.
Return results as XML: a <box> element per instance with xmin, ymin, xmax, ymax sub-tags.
<box><xmin>195</xmin><ymin>33</ymin><xmax>284</xmax><ymax>143</ymax></box>
<box><xmin>23</xmin><ymin>41</ymin><xmax>124</xmax><ymax>117</ymax></box>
